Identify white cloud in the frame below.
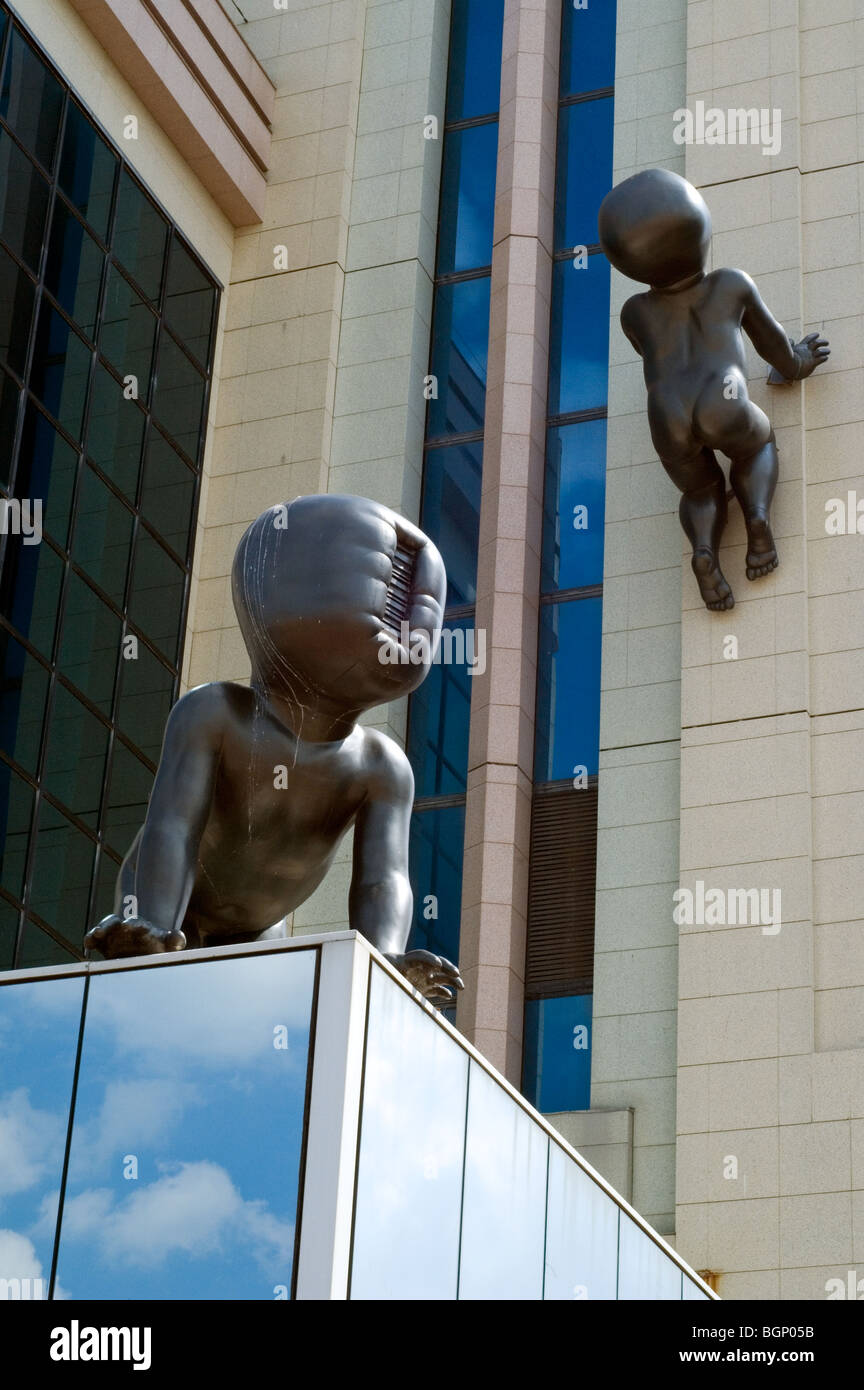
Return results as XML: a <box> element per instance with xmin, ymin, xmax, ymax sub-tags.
<box><xmin>0</xmin><ymin>1089</ymin><xmax>65</xmax><ymax>1202</ymax></box>
<box><xmin>67</xmin><ymin>1078</ymin><xmax>199</xmax><ymax>1179</ymax></box>
<box><xmin>0</xmin><ymin>1229</ymin><xmax>45</xmax><ymax>1285</ymax></box>
<box><xmin>60</xmin><ymin>1161</ymin><xmax>295</xmax><ymax>1274</ymax></box>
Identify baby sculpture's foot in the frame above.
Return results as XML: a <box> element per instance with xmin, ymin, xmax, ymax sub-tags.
<box><xmin>744</xmin><ymin>514</ymin><xmax>779</xmax><ymax>580</ymax></box>
<box><xmin>84</xmin><ymin>914</ymin><xmax>186</xmax><ymax>959</ymax></box>
<box><xmin>385</xmin><ymin>948</ymin><xmax>464</xmax><ymax>1006</ymax></box>
<box><xmin>692</xmin><ymin>549</ymin><xmax>734</xmax><ymax>611</ymax></box>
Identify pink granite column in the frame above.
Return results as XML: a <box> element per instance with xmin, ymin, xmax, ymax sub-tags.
<box><xmin>455</xmin><ymin>0</ymin><xmax>560</xmax><ymax>1082</ymax></box>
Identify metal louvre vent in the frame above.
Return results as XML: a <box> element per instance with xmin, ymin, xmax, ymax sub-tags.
<box><xmin>525</xmin><ymin>780</ymin><xmax>598</xmax><ymax>998</ymax></box>
<box><xmin>382</xmin><ymin>540</ymin><xmax>416</xmax><ymax>638</ymax></box>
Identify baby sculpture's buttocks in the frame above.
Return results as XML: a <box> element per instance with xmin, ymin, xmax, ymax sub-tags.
<box><xmin>84</xmin><ymin>495</ymin><xmax>463</xmax><ymax>1006</ymax></box>
<box><xmin>599</xmin><ymin>169</ymin><xmax>829</xmax><ymax>611</ymax></box>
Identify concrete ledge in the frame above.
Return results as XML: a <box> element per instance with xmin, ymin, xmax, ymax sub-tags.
<box><xmin>67</xmin><ymin>0</ymin><xmax>274</xmax><ymax>224</ymax></box>
<box><xmin>544</xmin><ymin>1107</ymin><xmax>635</xmax><ymax>1202</ymax></box>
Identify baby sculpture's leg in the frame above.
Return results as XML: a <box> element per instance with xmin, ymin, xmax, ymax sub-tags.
<box><xmin>729</xmin><ymin>433</ymin><xmax>779</xmax><ymax>580</ymax></box>
<box><xmin>661</xmin><ymin>447</ymin><xmax>734</xmax><ymax>611</ymax></box>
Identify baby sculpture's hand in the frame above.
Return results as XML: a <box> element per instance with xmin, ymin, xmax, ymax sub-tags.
<box><xmin>386</xmin><ymin>948</ymin><xmax>464</xmax><ymax>1005</ymax></box>
<box><xmin>793</xmin><ymin>331</ymin><xmax>830</xmax><ymax>378</ymax></box>
<box><xmin>84</xmin><ymin>915</ymin><xmax>186</xmax><ymax>960</ymax></box>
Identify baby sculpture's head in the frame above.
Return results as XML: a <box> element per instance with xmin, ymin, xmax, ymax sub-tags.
<box><xmin>598</xmin><ymin>168</ymin><xmax>711</xmax><ymax>289</ymax></box>
<box><xmin>231</xmin><ymin>495</ymin><xmax>447</xmax><ymax>714</ymax></box>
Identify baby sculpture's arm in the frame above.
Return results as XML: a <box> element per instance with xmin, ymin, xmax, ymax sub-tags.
<box><xmin>350</xmin><ymin>730</ymin><xmax>463</xmax><ymax>1004</ymax></box>
<box><xmin>85</xmin><ymin>685</ymin><xmax>222</xmax><ymax>958</ymax></box>
<box><xmin>735</xmin><ymin>270</ymin><xmax>830</xmax><ymax>381</ymax></box>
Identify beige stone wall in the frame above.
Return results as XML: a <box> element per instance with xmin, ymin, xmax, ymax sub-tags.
<box><xmin>591</xmin><ymin>0</ymin><xmax>688</xmax><ymax>1238</ymax></box>
<box><xmin>672</xmin><ymin>0</ymin><xmax>864</xmax><ymax>1300</ymax></box>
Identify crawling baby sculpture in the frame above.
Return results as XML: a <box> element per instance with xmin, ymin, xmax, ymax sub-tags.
<box><xmin>598</xmin><ymin>168</ymin><xmax>829</xmax><ymax>611</ymax></box>
<box><xmin>84</xmin><ymin>494</ymin><xmax>463</xmax><ymax>1005</ymax></box>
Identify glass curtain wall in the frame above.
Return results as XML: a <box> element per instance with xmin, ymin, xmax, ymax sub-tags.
<box><xmin>405</xmin><ymin>0</ymin><xmax>505</xmax><ymax>972</ymax></box>
<box><xmin>523</xmin><ymin>0</ymin><xmax>617</xmax><ymax>1110</ymax></box>
<box><xmin>0</xmin><ymin>5</ymin><xmax>219</xmax><ymax>971</ymax></box>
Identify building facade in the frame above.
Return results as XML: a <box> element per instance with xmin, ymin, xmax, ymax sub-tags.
<box><xmin>0</xmin><ymin>0</ymin><xmax>862</xmax><ymax>1300</ymax></box>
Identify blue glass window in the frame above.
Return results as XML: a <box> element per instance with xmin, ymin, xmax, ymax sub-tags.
<box><xmin>407</xmin><ymin>616</ymin><xmax>474</xmax><ymax>798</ymax></box>
<box><xmin>535</xmin><ymin>595</ymin><xmax>603</xmax><ymax>780</ymax></box>
<box><xmin>436</xmin><ymin>124</ymin><xmax>498</xmax><ymax>275</ymax></box>
<box><xmin>542</xmin><ymin>418</ymin><xmax>606</xmax><ymax>591</ymax></box>
<box><xmin>560</xmin><ymin>0</ymin><xmax>618</xmax><ymax>97</ymax></box>
<box><xmin>408</xmin><ymin>804</ymin><xmax>465</xmax><ymax>965</ymax></box>
<box><xmin>0</xmin><ymin>975</ymin><xmax>85</xmax><ymax>1294</ymax></box>
<box><xmin>446</xmin><ymin>0</ymin><xmax>505</xmax><ymax>121</ymax></box>
<box><xmin>420</xmin><ymin>440</ymin><xmax>482</xmax><ymax>607</ymax></box>
<box><xmin>554</xmin><ymin>97</ymin><xmax>615</xmax><ymax>250</ymax></box>
<box><xmin>0</xmin><ymin>631</ymin><xmax>49</xmax><ymax>774</ymax></box>
<box><xmin>0</xmin><ymin>9</ymin><xmax>218</xmax><ymax>968</ymax></box>
<box><xmin>55</xmin><ymin>950</ymin><xmax>316</xmax><ymax>1299</ymax></box>
<box><xmin>548</xmin><ymin>253</ymin><xmax>610</xmax><ymax>416</ymax></box>
<box><xmin>0</xmin><ymin>28</ymin><xmax>64</xmax><ymax>171</ymax></box>
<box><xmin>0</xmin><ymin>126</ymin><xmax>50</xmax><ymax>272</ymax></box>
<box><xmin>427</xmin><ymin>276</ymin><xmax>490</xmax><ymax>439</ymax></box>
<box><xmin>523</xmin><ymin>993</ymin><xmax>593</xmax><ymax>1112</ymax></box>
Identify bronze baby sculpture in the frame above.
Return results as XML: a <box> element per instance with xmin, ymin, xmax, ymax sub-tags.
<box><xmin>598</xmin><ymin>168</ymin><xmax>829</xmax><ymax>610</ymax></box>
<box><xmin>85</xmin><ymin>494</ymin><xmax>463</xmax><ymax>1005</ymax></box>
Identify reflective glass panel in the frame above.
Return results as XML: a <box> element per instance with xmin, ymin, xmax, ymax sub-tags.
<box><xmin>554</xmin><ymin>97</ymin><xmax>615</xmax><ymax>251</ymax></box>
<box><xmin>0</xmin><ymin>241</ymin><xmax>35</xmax><ymax>375</ymax></box>
<box><xmin>58</xmin><ymin>103</ymin><xmax>117</xmax><ymax>241</ymax></box>
<box><xmin>0</xmin><ymin>629</ymin><xmax>49</xmax><ymax>774</ymax></box>
<box><xmin>0</xmin><ymin>531</ymin><xmax>63</xmax><ymax>659</ymax></box>
<box><xmin>102</xmin><ymin>739</ymin><xmax>151</xmax><ymax>857</ymax></box>
<box><xmin>140</xmin><ymin>429</ymin><xmax>195</xmax><ymax>562</ymax></box>
<box><xmin>408</xmin><ymin>804</ymin><xmax>465</xmax><ymax>967</ymax></box>
<box><xmin>15</xmin><ymin>403</ymin><xmax>78</xmax><ymax>548</ymax></box>
<box><xmin>17</xmin><ymin>919</ymin><xmax>79</xmax><ymax>968</ymax></box>
<box><xmin>544</xmin><ymin>1139</ymin><xmax>619</xmax><ymax>1300</ymax></box>
<box><xmin>617</xmin><ymin>1214</ymin><xmax>684</xmax><ymax>1300</ymax></box>
<box><xmin>0</xmin><ymin>28</ymin><xmax>64</xmax><ymax>171</ymax></box>
<box><xmin>548</xmin><ymin>254</ymin><xmax>610</xmax><ymax>416</ymax></box>
<box><xmin>71</xmin><ymin>464</ymin><xmax>134</xmax><ymax>606</ymax></box>
<box><xmin>44</xmin><ymin>200</ymin><xmax>104</xmax><ymax>339</ymax></box>
<box><xmin>436</xmin><ymin>124</ymin><xmax>497</xmax><ymax>275</ymax></box>
<box><xmin>58</xmin><ymin>572</ymin><xmax>121</xmax><ymax>713</ymax></box>
<box><xmin>29</xmin><ymin>302</ymin><xmax>92</xmax><ymax>440</ymax></box>
<box><xmin>406</xmin><ymin>616</ymin><xmax>473</xmax><ymax>797</ymax></box>
<box><xmin>56</xmin><ymin>949</ymin><xmax>316</xmax><ymax>1299</ymax></box>
<box><xmin>351</xmin><ymin>965</ymin><xmax>468</xmax><ymax>1300</ymax></box>
<box><xmin>86</xmin><ymin>361</ymin><xmax>146</xmax><ymax>500</ymax></box>
<box><xmin>0</xmin><ymin>365</ymin><xmax>19</xmax><ymax>485</ymax></box>
<box><xmin>151</xmin><ymin>332</ymin><xmax>205</xmax><ymax>461</ymax></box>
<box><xmin>113</xmin><ymin>168</ymin><xmax>168</xmax><ymax>303</ymax></box>
<box><xmin>127</xmin><ymin>527</ymin><xmax>185</xmax><ymax>664</ymax></box>
<box><xmin>164</xmin><ymin>236</ymin><xmax>216</xmax><ymax>368</ymax></box>
<box><xmin>0</xmin><ymin>975</ymin><xmax>85</xmax><ymax>1298</ymax></box>
<box><xmin>115</xmin><ymin>638</ymin><xmax>173</xmax><ymax>765</ymax></box>
<box><xmin>427</xmin><ymin>276</ymin><xmax>490</xmax><ymax>438</ymax></box>
<box><xmin>560</xmin><ymin>0</ymin><xmax>618</xmax><ymax>97</ymax></box>
<box><xmin>447</xmin><ymin>0</ymin><xmax>505</xmax><ymax>120</ymax></box>
<box><xmin>42</xmin><ymin>682</ymin><xmax>109</xmax><ymax>827</ymax></box>
<box><xmin>523</xmin><ymin>993</ymin><xmax>593</xmax><ymax>1113</ymax></box>
<box><xmin>28</xmin><ymin>798</ymin><xmax>95</xmax><ymax>942</ymax></box>
<box><xmin>535</xmin><ymin>595</ymin><xmax>603</xmax><ymax>780</ymax></box>
<box><xmin>459</xmin><ymin>1060</ymin><xmax>548</xmax><ymax>1299</ymax></box>
<box><xmin>420</xmin><ymin>440</ymin><xmax>482</xmax><ymax>608</ymax></box>
<box><xmin>0</xmin><ymin>760</ymin><xmax>34</xmax><ymax>899</ymax></box>
<box><xmin>542</xmin><ymin>418</ymin><xmax>606</xmax><ymax>592</ymax></box>
<box><xmin>101</xmin><ymin>263</ymin><xmax>157</xmax><ymax>391</ymax></box>
<box><xmin>0</xmin><ymin>128</ymin><xmax>50</xmax><ymax>272</ymax></box>
<box><xmin>0</xmin><ymin>891</ymin><xmax>17</xmax><ymax>968</ymax></box>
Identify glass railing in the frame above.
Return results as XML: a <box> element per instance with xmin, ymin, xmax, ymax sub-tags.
<box><xmin>0</xmin><ymin>934</ymin><xmax>714</xmax><ymax>1301</ymax></box>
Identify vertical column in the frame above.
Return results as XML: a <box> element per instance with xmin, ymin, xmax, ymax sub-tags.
<box><xmin>674</xmin><ymin>0</ymin><xmax>815</xmax><ymax>1299</ymax></box>
<box><xmin>457</xmin><ymin>0</ymin><xmax>560</xmax><ymax>1082</ymax></box>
